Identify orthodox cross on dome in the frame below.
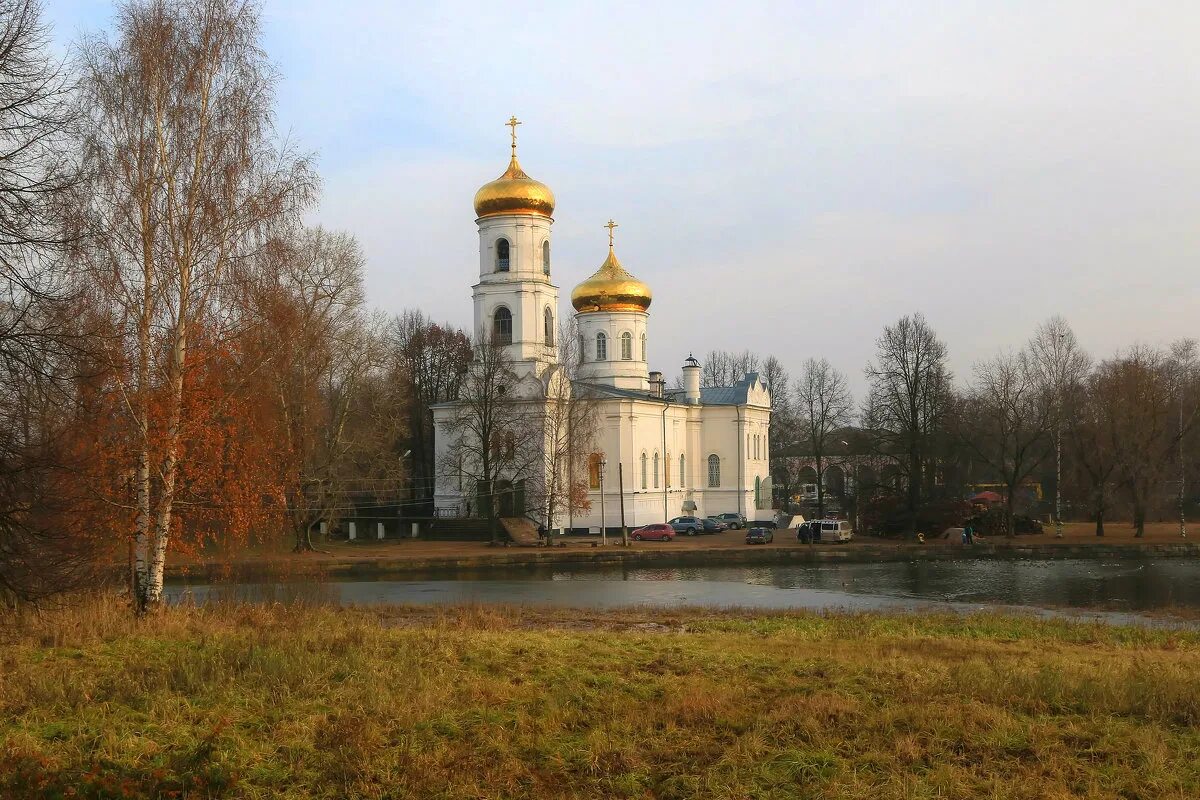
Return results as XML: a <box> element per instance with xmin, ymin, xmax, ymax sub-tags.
<box><xmin>604</xmin><ymin>219</ymin><xmax>619</xmax><ymax>249</ymax></box>
<box><xmin>506</xmin><ymin>115</ymin><xmax>521</xmax><ymax>157</ymax></box>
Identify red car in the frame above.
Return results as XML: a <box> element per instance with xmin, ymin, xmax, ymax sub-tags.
<box><xmin>632</xmin><ymin>523</ymin><xmax>675</xmax><ymax>541</ymax></box>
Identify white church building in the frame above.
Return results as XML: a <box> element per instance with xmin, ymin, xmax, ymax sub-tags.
<box><xmin>432</xmin><ymin>121</ymin><xmax>772</xmax><ymax>532</ymax></box>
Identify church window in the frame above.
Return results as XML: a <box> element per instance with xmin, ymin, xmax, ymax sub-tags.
<box><xmin>653</xmin><ymin>452</ymin><xmax>660</xmax><ymax>489</ymax></box>
<box><xmin>707</xmin><ymin>454</ymin><xmax>721</xmax><ymax>487</ymax></box>
<box><xmin>493</xmin><ymin>307</ymin><xmax>513</xmax><ymax>345</ymax></box>
<box><xmin>544</xmin><ymin>307</ymin><xmax>554</xmax><ymax>346</ymax></box>
<box><xmin>542</xmin><ymin>240</ymin><xmax>550</xmax><ymax>275</ymax></box>
<box><xmin>578</xmin><ymin>335</ymin><xmax>585</xmax><ymax>364</ymax></box>
<box><xmin>588</xmin><ymin>453</ymin><xmax>602</xmax><ymax>490</ymax></box>
<box><xmin>504</xmin><ymin>432</ymin><xmax>515</xmax><ymax>459</ymax></box>
<box><xmin>640</xmin><ymin>453</ymin><xmax>648</xmax><ymax>490</ymax></box>
<box><xmin>596</xmin><ymin>331</ymin><xmax>607</xmax><ymax>361</ymax></box>
<box><xmin>496</xmin><ymin>238</ymin><xmax>510</xmax><ymax>272</ymax></box>
<box><xmin>680</xmin><ymin>454</ymin><xmax>686</xmax><ymax>488</ymax></box>
<box><xmin>640</xmin><ymin>333</ymin><xmax>647</xmax><ymax>362</ymax></box>
<box><xmin>620</xmin><ymin>331</ymin><xmax>632</xmax><ymax>360</ymax></box>
<box><xmin>755</xmin><ymin>476</ymin><xmax>763</xmax><ymax>509</ymax></box>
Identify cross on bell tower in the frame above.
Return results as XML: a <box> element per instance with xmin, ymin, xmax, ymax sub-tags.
<box><xmin>506</xmin><ymin>115</ymin><xmax>521</xmax><ymax>158</ymax></box>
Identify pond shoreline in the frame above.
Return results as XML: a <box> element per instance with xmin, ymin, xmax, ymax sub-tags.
<box><xmin>167</xmin><ymin>538</ymin><xmax>1200</xmax><ymax>582</ymax></box>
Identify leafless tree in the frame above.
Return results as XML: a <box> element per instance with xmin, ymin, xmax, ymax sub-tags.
<box><xmin>441</xmin><ymin>334</ymin><xmax>543</xmax><ymax>544</ymax></box>
<box><xmin>863</xmin><ymin>313</ymin><xmax>952</xmax><ymax>533</ymax></box>
<box><xmin>244</xmin><ymin>228</ymin><xmax>384</xmax><ymax>553</ymax></box>
<box><xmin>701</xmin><ymin>349</ymin><xmax>760</xmax><ymax>388</ymax></box>
<box><xmin>0</xmin><ymin>0</ymin><xmax>98</xmax><ymax>603</ymax></box>
<box><xmin>795</xmin><ymin>357</ymin><xmax>853</xmax><ymax>518</ymax></box>
<box><xmin>76</xmin><ymin>0</ymin><xmax>315</xmax><ymax>609</ymax></box>
<box><xmin>1097</xmin><ymin>346</ymin><xmax>1177</xmax><ymax>537</ymax></box>
<box><xmin>960</xmin><ymin>350</ymin><xmax>1054</xmax><ymax>537</ymax></box>
<box><xmin>530</xmin><ymin>319</ymin><xmax>599</xmax><ymax>535</ymax></box>
<box><xmin>1168</xmin><ymin>339</ymin><xmax>1198</xmax><ymax>538</ymax></box>
<box><xmin>1064</xmin><ymin>371</ymin><xmax>1119</xmax><ymax>536</ymax></box>
<box><xmin>386</xmin><ymin>310</ymin><xmax>471</xmax><ymax>513</ymax></box>
<box><xmin>1026</xmin><ymin>316</ymin><xmax>1091</xmax><ymax>536</ymax></box>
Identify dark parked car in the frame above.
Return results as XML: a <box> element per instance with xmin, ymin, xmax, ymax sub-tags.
<box><xmin>668</xmin><ymin>516</ymin><xmax>706</xmax><ymax>536</ymax></box>
<box><xmin>745</xmin><ymin>527</ymin><xmax>774</xmax><ymax>544</ymax></box>
<box><xmin>714</xmin><ymin>512</ymin><xmax>746</xmax><ymax>530</ymax></box>
<box><xmin>632</xmin><ymin>523</ymin><xmax>675</xmax><ymax>542</ymax></box>
<box><xmin>701</xmin><ymin>517</ymin><xmax>727</xmax><ymax>533</ymax></box>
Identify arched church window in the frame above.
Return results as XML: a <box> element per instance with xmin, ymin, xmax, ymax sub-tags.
<box><xmin>680</xmin><ymin>454</ymin><xmax>686</xmax><ymax>488</ymax></box>
<box><xmin>544</xmin><ymin>306</ymin><xmax>554</xmax><ymax>346</ymax></box>
<box><xmin>495</xmin><ymin>238</ymin><xmax>510</xmax><ymax>272</ymax></box>
<box><xmin>707</xmin><ymin>454</ymin><xmax>721</xmax><ymax>487</ymax></box>
<box><xmin>588</xmin><ymin>453</ymin><xmax>602</xmax><ymax>490</ymax></box>
<box><xmin>652</xmin><ymin>452</ymin><xmax>660</xmax><ymax>489</ymax></box>
<box><xmin>620</xmin><ymin>331</ymin><xmax>632</xmax><ymax>361</ymax></box>
<box><xmin>596</xmin><ymin>331</ymin><xmax>607</xmax><ymax>361</ymax></box>
<box><xmin>640</xmin><ymin>333</ymin><xmax>647</xmax><ymax>362</ymax></box>
<box><xmin>493</xmin><ymin>307</ymin><xmax>513</xmax><ymax>345</ymax></box>
<box><xmin>542</xmin><ymin>240</ymin><xmax>550</xmax><ymax>275</ymax></box>
<box><xmin>755</xmin><ymin>476</ymin><xmax>762</xmax><ymax>509</ymax></box>
<box><xmin>504</xmin><ymin>432</ymin><xmax>515</xmax><ymax>459</ymax></box>
<box><xmin>578</xmin><ymin>334</ymin><xmax>585</xmax><ymax>364</ymax></box>
<box><xmin>640</xmin><ymin>452</ymin><xmax>648</xmax><ymax>490</ymax></box>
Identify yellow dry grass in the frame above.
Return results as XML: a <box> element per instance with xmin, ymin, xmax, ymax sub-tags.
<box><xmin>1</xmin><ymin>598</ymin><xmax>1198</xmax><ymax>799</ymax></box>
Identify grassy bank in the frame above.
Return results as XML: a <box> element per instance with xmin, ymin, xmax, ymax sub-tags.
<box><xmin>2</xmin><ymin>601</ymin><xmax>1199</xmax><ymax>799</ymax></box>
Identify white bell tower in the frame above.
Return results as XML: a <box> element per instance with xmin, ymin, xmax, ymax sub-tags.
<box><xmin>471</xmin><ymin>117</ymin><xmax>559</xmax><ymax>376</ymax></box>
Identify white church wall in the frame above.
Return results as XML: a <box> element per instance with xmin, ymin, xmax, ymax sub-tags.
<box><xmin>575</xmin><ymin>310</ymin><xmax>650</xmax><ymax>390</ymax></box>
<box><xmin>472</xmin><ymin>213</ymin><xmax>558</xmax><ymax>367</ymax></box>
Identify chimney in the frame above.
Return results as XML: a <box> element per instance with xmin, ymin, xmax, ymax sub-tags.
<box><xmin>682</xmin><ymin>354</ymin><xmax>701</xmax><ymax>405</ymax></box>
<box><xmin>647</xmin><ymin>371</ymin><xmax>664</xmax><ymax>398</ymax></box>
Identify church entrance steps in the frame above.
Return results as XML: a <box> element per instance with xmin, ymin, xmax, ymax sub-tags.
<box><xmin>500</xmin><ymin>517</ymin><xmax>542</xmax><ymax>547</ymax></box>
<box><xmin>425</xmin><ymin>518</ymin><xmax>491</xmax><ymax>541</ymax></box>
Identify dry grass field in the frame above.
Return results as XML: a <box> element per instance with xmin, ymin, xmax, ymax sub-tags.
<box><xmin>2</xmin><ymin>599</ymin><xmax>1199</xmax><ymax>799</ymax></box>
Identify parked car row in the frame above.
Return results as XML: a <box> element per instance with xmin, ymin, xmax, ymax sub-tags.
<box><xmin>629</xmin><ymin>512</ymin><xmax>836</xmax><ymax>545</ymax></box>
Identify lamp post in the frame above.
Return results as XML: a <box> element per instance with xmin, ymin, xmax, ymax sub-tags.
<box><xmin>599</xmin><ymin>455</ymin><xmax>608</xmax><ymax>546</ymax></box>
<box><xmin>841</xmin><ymin>440</ymin><xmax>858</xmax><ymax>532</ymax></box>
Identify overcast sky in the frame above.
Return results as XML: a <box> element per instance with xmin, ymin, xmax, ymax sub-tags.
<box><xmin>46</xmin><ymin>1</ymin><xmax>1200</xmax><ymax>397</ymax></box>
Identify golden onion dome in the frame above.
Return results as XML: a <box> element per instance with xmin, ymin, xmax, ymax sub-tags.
<box><xmin>473</xmin><ymin>155</ymin><xmax>556</xmax><ymax>218</ymax></box>
<box><xmin>473</xmin><ymin>117</ymin><xmax>555</xmax><ymax>218</ymax></box>
<box><xmin>571</xmin><ymin>240</ymin><xmax>653</xmax><ymax>313</ymax></box>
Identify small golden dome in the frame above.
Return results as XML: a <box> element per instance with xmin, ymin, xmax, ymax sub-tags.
<box><xmin>571</xmin><ymin>245</ymin><xmax>653</xmax><ymax>313</ymax></box>
<box><xmin>473</xmin><ymin>155</ymin><xmax>556</xmax><ymax>219</ymax></box>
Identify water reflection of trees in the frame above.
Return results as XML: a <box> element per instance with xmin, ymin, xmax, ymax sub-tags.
<box><xmin>173</xmin><ymin>581</ymin><xmax>342</xmax><ymax>606</ymax></box>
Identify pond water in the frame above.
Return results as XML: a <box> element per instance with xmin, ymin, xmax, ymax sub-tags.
<box><xmin>167</xmin><ymin>557</ymin><xmax>1200</xmax><ymax>620</ymax></box>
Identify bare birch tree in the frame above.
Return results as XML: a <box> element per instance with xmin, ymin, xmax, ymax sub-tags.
<box><xmin>1026</xmin><ymin>316</ymin><xmax>1091</xmax><ymax>536</ymax></box>
<box><xmin>795</xmin><ymin>357</ymin><xmax>853</xmax><ymax>518</ymax></box>
<box><xmin>532</xmin><ymin>319</ymin><xmax>598</xmax><ymax>535</ymax></box>
<box><xmin>77</xmin><ymin>0</ymin><xmax>314</xmax><ymax>610</ymax></box>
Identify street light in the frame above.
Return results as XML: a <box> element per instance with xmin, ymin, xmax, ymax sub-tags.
<box><xmin>599</xmin><ymin>455</ymin><xmax>608</xmax><ymax>547</ymax></box>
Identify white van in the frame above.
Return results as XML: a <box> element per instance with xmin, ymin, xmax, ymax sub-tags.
<box><xmin>816</xmin><ymin>519</ymin><xmax>854</xmax><ymax>543</ymax></box>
